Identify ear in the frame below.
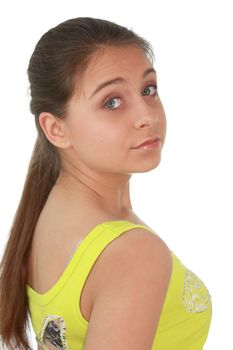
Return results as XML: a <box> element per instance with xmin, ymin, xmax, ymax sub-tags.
<box><xmin>38</xmin><ymin>112</ymin><xmax>71</xmax><ymax>149</ymax></box>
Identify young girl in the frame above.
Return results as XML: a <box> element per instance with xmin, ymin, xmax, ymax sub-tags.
<box><xmin>0</xmin><ymin>17</ymin><xmax>212</xmax><ymax>350</ymax></box>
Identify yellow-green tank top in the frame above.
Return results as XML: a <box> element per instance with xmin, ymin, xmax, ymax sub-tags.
<box><xmin>27</xmin><ymin>220</ymin><xmax>212</xmax><ymax>349</ymax></box>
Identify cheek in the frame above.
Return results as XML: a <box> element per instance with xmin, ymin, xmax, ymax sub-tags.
<box><xmin>160</xmin><ymin>111</ymin><xmax>166</xmax><ymax>129</ymax></box>
<box><xmin>158</xmin><ymin>99</ymin><xmax>166</xmax><ymax>121</ymax></box>
<box><xmin>157</xmin><ymin>101</ymin><xmax>166</xmax><ymax>125</ymax></box>
<box><xmin>70</xmin><ymin>120</ymin><xmax>119</xmax><ymax>155</ymax></box>
<box><xmin>158</xmin><ymin>108</ymin><xmax>167</xmax><ymax>144</ymax></box>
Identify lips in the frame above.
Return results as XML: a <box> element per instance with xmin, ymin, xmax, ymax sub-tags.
<box><xmin>132</xmin><ymin>136</ymin><xmax>161</xmax><ymax>149</ymax></box>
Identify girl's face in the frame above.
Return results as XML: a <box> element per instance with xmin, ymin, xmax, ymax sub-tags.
<box><xmin>64</xmin><ymin>46</ymin><xmax>167</xmax><ymax>175</ymax></box>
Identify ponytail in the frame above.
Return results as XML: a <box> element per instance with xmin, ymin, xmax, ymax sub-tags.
<box><xmin>0</xmin><ymin>134</ymin><xmax>60</xmax><ymax>349</ymax></box>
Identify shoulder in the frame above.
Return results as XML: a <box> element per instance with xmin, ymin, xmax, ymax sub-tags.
<box><xmin>84</xmin><ymin>227</ymin><xmax>173</xmax><ymax>349</ymax></box>
<box><xmin>91</xmin><ymin>226</ymin><xmax>173</xmax><ymax>304</ymax></box>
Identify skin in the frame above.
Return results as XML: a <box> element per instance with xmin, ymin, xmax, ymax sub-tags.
<box><xmin>38</xmin><ymin>46</ymin><xmax>167</xmax><ymax>218</ymax></box>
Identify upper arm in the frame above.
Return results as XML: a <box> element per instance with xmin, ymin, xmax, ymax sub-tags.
<box><xmin>83</xmin><ymin>228</ymin><xmax>173</xmax><ymax>350</ymax></box>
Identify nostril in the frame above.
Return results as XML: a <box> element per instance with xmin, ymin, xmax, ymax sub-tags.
<box><xmin>134</xmin><ymin>114</ymin><xmax>158</xmax><ymax>129</ymax></box>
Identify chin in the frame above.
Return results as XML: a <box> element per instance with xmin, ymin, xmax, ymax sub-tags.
<box><xmin>130</xmin><ymin>157</ymin><xmax>162</xmax><ymax>173</ymax></box>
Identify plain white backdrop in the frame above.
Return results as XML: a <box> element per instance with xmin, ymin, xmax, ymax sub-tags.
<box><xmin>0</xmin><ymin>0</ymin><xmax>232</xmax><ymax>348</ymax></box>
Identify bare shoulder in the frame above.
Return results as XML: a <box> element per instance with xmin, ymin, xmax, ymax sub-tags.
<box><xmin>84</xmin><ymin>227</ymin><xmax>173</xmax><ymax>350</ymax></box>
<box><xmin>92</xmin><ymin>227</ymin><xmax>172</xmax><ymax>298</ymax></box>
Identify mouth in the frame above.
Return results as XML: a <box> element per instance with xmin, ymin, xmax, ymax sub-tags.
<box><xmin>131</xmin><ymin>136</ymin><xmax>161</xmax><ymax>149</ymax></box>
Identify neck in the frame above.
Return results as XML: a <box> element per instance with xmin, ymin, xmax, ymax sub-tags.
<box><xmin>55</xmin><ymin>164</ymin><xmax>133</xmax><ymax>217</ymax></box>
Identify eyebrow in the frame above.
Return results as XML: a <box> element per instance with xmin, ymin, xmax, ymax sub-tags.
<box><xmin>89</xmin><ymin>67</ymin><xmax>156</xmax><ymax>99</ymax></box>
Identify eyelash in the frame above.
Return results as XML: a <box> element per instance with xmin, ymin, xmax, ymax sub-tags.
<box><xmin>102</xmin><ymin>84</ymin><xmax>158</xmax><ymax>111</ymax></box>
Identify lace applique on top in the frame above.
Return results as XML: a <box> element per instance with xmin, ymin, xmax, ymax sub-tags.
<box><xmin>182</xmin><ymin>268</ymin><xmax>211</xmax><ymax>313</ymax></box>
<box><xmin>36</xmin><ymin>315</ymin><xmax>69</xmax><ymax>350</ymax></box>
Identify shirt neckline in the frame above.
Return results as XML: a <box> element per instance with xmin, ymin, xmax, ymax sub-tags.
<box><xmin>26</xmin><ymin>220</ymin><xmax>155</xmax><ymax>301</ymax></box>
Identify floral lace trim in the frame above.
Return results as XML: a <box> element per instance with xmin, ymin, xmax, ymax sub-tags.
<box><xmin>182</xmin><ymin>268</ymin><xmax>211</xmax><ymax>313</ymax></box>
<box><xmin>37</xmin><ymin>315</ymin><xmax>69</xmax><ymax>350</ymax></box>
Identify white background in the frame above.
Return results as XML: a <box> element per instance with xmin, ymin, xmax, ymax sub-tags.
<box><xmin>0</xmin><ymin>0</ymin><xmax>232</xmax><ymax>348</ymax></box>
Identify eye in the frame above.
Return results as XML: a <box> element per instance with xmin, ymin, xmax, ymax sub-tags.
<box><xmin>142</xmin><ymin>84</ymin><xmax>158</xmax><ymax>96</ymax></box>
<box><xmin>104</xmin><ymin>97</ymin><xmax>122</xmax><ymax>110</ymax></box>
<box><xmin>102</xmin><ymin>84</ymin><xmax>158</xmax><ymax>111</ymax></box>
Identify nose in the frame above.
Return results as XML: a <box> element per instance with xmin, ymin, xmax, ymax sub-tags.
<box><xmin>133</xmin><ymin>99</ymin><xmax>159</xmax><ymax>129</ymax></box>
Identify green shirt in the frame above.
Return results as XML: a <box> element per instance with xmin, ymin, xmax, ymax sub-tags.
<box><xmin>27</xmin><ymin>220</ymin><xmax>212</xmax><ymax>349</ymax></box>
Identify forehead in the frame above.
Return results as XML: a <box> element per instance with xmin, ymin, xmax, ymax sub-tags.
<box><xmin>88</xmin><ymin>46</ymin><xmax>150</xmax><ymax>72</ymax></box>
<box><xmin>81</xmin><ymin>46</ymin><xmax>153</xmax><ymax>96</ymax></box>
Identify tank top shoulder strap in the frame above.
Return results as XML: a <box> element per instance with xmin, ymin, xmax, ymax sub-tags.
<box><xmin>26</xmin><ymin>220</ymin><xmax>155</xmax><ymax>307</ymax></box>
<box><xmin>71</xmin><ymin>220</ymin><xmax>157</xmax><ymax>327</ymax></box>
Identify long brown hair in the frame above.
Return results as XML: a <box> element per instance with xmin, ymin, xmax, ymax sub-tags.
<box><xmin>0</xmin><ymin>17</ymin><xmax>154</xmax><ymax>349</ymax></box>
